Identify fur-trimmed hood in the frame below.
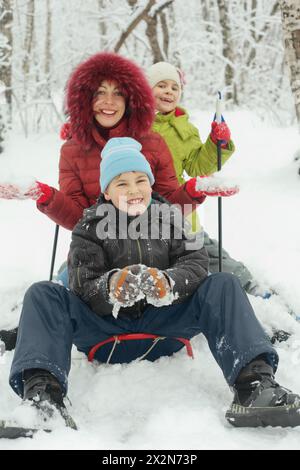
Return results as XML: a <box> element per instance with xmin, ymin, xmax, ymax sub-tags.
<box><xmin>64</xmin><ymin>52</ymin><xmax>155</xmax><ymax>147</ymax></box>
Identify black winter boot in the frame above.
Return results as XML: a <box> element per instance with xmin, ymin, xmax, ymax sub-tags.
<box><xmin>23</xmin><ymin>369</ymin><xmax>77</xmax><ymax>430</ymax></box>
<box><xmin>226</xmin><ymin>358</ymin><xmax>300</xmax><ymax>428</ymax></box>
<box><xmin>0</xmin><ymin>327</ymin><xmax>18</xmax><ymax>351</ymax></box>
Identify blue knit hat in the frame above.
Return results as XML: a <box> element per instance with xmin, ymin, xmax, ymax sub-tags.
<box><xmin>100</xmin><ymin>137</ymin><xmax>155</xmax><ymax>192</ymax></box>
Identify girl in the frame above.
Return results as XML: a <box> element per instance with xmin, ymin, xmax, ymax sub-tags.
<box><xmin>147</xmin><ymin>61</ymin><xmax>259</xmax><ymax>295</ymax></box>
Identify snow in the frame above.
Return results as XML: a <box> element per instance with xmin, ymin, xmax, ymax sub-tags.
<box><xmin>195</xmin><ymin>172</ymin><xmax>239</xmax><ymax>195</ymax></box>
<box><xmin>0</xmin><ymin>112</ymin><xmax>300</xmax><ymax>449</ymax></box>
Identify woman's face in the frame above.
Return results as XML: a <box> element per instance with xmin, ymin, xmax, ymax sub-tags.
<box><xmin>92</xmin><ymin>79</ymin><xmax>126</xmax><ymax>128</ymax></box>
<box><xmin>152</xmin><ymin>79</ymin><xmax>180</xmax><ymax>114</ymax></box>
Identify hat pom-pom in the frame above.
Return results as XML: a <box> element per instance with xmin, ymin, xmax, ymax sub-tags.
<box><xmin>177</xmin><ymin>68</ymin><xmax>187</xmax><ymax>87</ymax></box>
<box><xmin>60</xmin><ymin>122</ymin><xmax>72</xmax><ymax>140</ymax></box>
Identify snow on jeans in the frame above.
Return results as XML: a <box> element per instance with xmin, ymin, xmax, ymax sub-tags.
<box><xmin>9</xmin><ymin>273</ymin><xmax>278</xmax><ymax>397</ymax></box>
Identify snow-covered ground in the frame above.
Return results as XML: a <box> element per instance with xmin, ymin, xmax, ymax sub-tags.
<box><xmin>0</xmin><ymin>111</ymin><xmax>300</xmax><ymax>449</ymax></box>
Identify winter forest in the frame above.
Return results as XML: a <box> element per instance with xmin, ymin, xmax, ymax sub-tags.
<box><xmin>1</xmin><ymin>0</ymin><xmax>300</xmax><ymax>451</ymax></box>
<box><xmin>1</xmin><ymin>0</ymin><xmax>300</xmax><ymax>141</ymax></box>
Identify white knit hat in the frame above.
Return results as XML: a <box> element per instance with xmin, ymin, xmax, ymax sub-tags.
<box><xmin>146</xmin><ymin>62</ymin><xmax>183</xmax><ymax>89</ymax></box>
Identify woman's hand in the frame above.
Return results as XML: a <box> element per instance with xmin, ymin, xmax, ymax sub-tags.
<box><xmin>0</xmin><ymin>181</ymin><xmax>53</xmax><ymax>204</ymax></box>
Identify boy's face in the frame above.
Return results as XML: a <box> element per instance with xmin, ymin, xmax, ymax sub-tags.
<box><xmin>92</xmin><ymin>79</ymin><xmax>126</xmax><ymax>128</ymax></box>
<box><xmin>153</xmin><ymin>79</ymin><xmax>180</xmax><ymax>114</ymax></box>
<box><xmin>104</xmin><ymin>171</ymin><xmax>152</xmax><ymax>216</ymax></box>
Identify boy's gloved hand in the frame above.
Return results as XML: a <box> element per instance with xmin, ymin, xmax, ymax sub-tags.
<box><xmin>0</xmin><ymin>181</ymin><xmax>53</xmax><ymax>204</ymax></box>
<box><xmin>109</xmin><ymin>266</ymin><xmax>142</xmax><ymax>306</ymax></box>
<box><xmin>140</xmin><ymin>267</ymin><xmax>171</xmax><ymax>300</ymax></box>
<box><xmin>210</xmin><ymin>121</ymin><xmax>231</xmax><ymax>147</ymax></box>
<box><xmin>185</xmin><ymin>176</ymin><xmax>239</xmax><ymax>198</ymax></box>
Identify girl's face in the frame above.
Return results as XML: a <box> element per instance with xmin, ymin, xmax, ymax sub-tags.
<box><xmin>104</xmin><ymin>171</ymin><xmax>152</xmax><ymax>216</ymax></box>
<box><xmin>92</xmin><ymin>79</ymin><xmax>126</xmax><ymax>128</ymax></box>
<box><xmin>153</xmin><ymin>79</ymin><xmax>181</xmax><ymax>114</ymax></box>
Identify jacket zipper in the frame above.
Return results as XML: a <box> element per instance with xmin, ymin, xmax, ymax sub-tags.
<box><xmin>77</xmin><ymin>267</ymin><xmax>82</xmax><ymax>287</ymax></box>
<box><xmin>136</xmin><ymin>239</ymin><xmax>142</xmax><ymax>263</ymax></box>
<box><xmin>135</xmin><ymin>239</ymin><xmax>143</xmax><ymax>317</ymax></box>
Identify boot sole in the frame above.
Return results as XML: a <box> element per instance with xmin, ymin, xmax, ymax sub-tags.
<box><xmin>226</xmin><ymin>403</ymin><xmax>300</xmax><ymax>428</ymax></box>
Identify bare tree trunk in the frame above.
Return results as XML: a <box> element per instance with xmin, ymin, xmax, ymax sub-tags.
<box><xmin>98</xmin><ymin>0</ymin><xmax>108</xmax><ymax>50</ymax></box>
<box><xmin>23</xmin><ymin>0</ymin><xmax>35</xmax><ymax>77</ymax></box>
<box><xmin>22</xmin><ymin>0</ymin><xmax>35</xmax><ymax>136</ymax></box>
<box><xmin>279</xmin><ymin>0</ymin><xmax>300</xmax><ymax>127</ymax></box>
<box><xmin>145</xmin><ymin>13</ymin><xmax>164</xmax><ymax>62</ymax></box>
<box><xmin>44</xmin><ymin>0</ymin><xmax>52</xmax><ymax>98</ymax></box>
<box><xmin>217</xmin><ymin>0</ymin><xmax>238</xmax><ymax>105</ymax></box>
<box><xmin>0</xmin><ymin>0</ymin><xmax>13</xmax><ymax>114</ymax></box>
<box><xmin>144</xmin><ymin>0</ymin><xmax>174</xmax><ymax>62</ymax></box>
<box><xmin>159</xmin><ymin>11</ymin><xmax>169</xmax><ymax>58</ymax></box>
<box><xmin>0</xmin><ymin>0</ymin><xmax>13</xmax><ymax>152</ymax></box>
<box><xmin>168</xmin><ymin>2</ymin><xmax>180</xmax><ymax>68</ymax></box>
<box><xmin>201</xmin><ymin>0</ymin><xmax>215</xmax><ymax>31</ymax></box>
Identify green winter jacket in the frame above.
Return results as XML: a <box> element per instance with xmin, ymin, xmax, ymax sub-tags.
<box><xmin>152</xmin><ymin>107</ymin><xmax>235</xmax><ymax>185</ymax></box>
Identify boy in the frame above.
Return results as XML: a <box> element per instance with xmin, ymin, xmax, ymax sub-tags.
<box><xmin>5</xmin><ymin>138</ymin><xmax>300</xmax><ymax>435</ymax></box>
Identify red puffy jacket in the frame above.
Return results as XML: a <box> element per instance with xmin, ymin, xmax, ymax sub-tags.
<box><xmin>38</xmin><ymin>122</ymin><xmax>205</xmax><ymax>230</ymax></box>
<box><xmin>38</xmin><ymin>52</ymin><xmax>205</xmax><ymax>230</ymax></box>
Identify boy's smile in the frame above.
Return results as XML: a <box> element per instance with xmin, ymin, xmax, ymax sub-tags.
<box><xmin>104</xmin><ymin>171</ymin><xmax>152</xmax><ymax>216</ymax></box>
<box><xmin>127</xmin><ymin>197</ymin><xmax>144</xmax><ymax>205</ymax></box>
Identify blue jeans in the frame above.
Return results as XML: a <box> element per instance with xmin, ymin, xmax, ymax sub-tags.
<box><xmin>10</xmin><ymin>273</ymin><xmax>278</xmax><ymax>397</ymax></box>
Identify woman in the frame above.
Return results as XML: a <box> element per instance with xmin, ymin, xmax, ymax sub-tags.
<box><xmin>0</xmin><ymin>52</ymin><xmax>212</xmax><ymax>228</ymax></box>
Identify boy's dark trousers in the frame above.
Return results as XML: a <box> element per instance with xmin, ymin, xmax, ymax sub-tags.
<box><xmin>9</xmin><ymin>273</ymin><xmax>278</xmax><ymax>397</ymax></box>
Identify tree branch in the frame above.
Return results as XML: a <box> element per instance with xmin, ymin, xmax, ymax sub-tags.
<box><xmin>114</xmin><ymin>0</ymin><xmax>156</xmax><ymax>53</ymax></box>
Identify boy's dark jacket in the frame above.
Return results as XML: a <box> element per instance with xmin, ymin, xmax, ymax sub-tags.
<box><xmin>68</xmin><ymin>193</ymin><xmax>209</xmax><ymax>319</ymax></box>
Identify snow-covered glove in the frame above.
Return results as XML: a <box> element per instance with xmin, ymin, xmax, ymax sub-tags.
<box><xmin>210</xmin><ymin>121</ymin><xmax>231</xmax><ymax>148</ymax></box>
<box><xmin>185</xmin><ymin>175</ymin><xmax>239</xmax><ymax>198</ymax></box>
<box><xmin>140</xmin><ymin>267</ymin><xmax>171</xmax><ymax>301</ymax></box>
<box><xmin>25</xmin><ymin>181</ymin><xmax>53</xmax><ymax>204</ymax></box>
<box><xmin>109</xmin><ymin>266</ymin><xmax>142</xmax><ymax>306</ymax></box>
<box><xmin>0</xmin><ymin>183</ymin><xmax>25</xmax><ymax>200</ymax></box>
<box><xmin>0</xmin><ymin>181</ymin><xmax>53</xmax><ymax>204</ymax></box>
